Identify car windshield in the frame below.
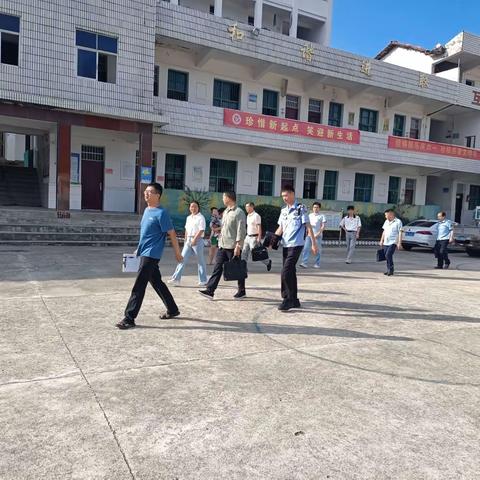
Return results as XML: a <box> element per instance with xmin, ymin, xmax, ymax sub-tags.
<box><xmin>407</xmin><ymin>221</ymin><xmax>437</xmax><ymax>227</ymax></box>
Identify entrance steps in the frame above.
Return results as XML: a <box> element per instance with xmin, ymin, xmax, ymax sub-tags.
<box><xmin>0</xmin><ymin>207</ymin><xmax>141</xmax><ymax>246</ymax></box>
<box><xmin>0</xmin><ymin>165</ymin><xmax>41</xmax><ymax>207</ymax></box>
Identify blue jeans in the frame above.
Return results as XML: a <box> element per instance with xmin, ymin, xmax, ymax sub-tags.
<box><xmin>171</xmin><ymin>238</ymin><xmax>207</xmax><ymax>284</ymax></box>
<box><xmin>301</xmin><ymin>236</ymin><xmax>322</xmax><ymax>266</ymax></box>
<box><xmin>383</xmin><ymin>244</ymin><xmax>397</xmax><ymax>272</ymax></box>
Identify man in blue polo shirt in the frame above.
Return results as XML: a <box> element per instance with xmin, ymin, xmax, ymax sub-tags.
<box><xmin>433</xmin><ymin>211</ymin><xmax>454</xmax><ymax>269</ymax></box>
<box><xmin>117</xmin><ymin>182</ymin><xmax>183</xmax><ymax>329</ymax></box>
<box><xmin>273</xmin><ymin>185</ymin><xmax>318</xmax><ymax>311</ymax></box>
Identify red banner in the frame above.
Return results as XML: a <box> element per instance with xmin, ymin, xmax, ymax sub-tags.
<box><xmin>224</xmin><ymin>109</ymin><xmax>360</xmax><ymax>144</ymax></box>
<box><xmin>388</xmin><ymin>136</ymin><xmax>480</xmax><ymax>161</ymax></box>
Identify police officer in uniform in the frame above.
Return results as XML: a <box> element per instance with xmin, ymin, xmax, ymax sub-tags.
<box><xmin>273</xmin><ymin>185</ymin><xmax>318</xmax><ymax>311</ymax></box>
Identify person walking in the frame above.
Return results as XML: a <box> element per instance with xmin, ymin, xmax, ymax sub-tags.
<box><xmin>117</xmin><ymin>182</ymin><xmax>183</xmax><ymax>329</ymax></box>
<box><xmin>199</xmin><ymin>191</ymin><xmax>247</xmax><ymax>300</ymax></box>
<box><xmin>271</xmin><ymin>185</ymin><xmax>317</xmax><ymax>311</ymax></box>
<box><xmin>168</xmin><ymin>201</ymin><xmax>208</xmax><ymax>286</ymax></box>
<box><xmin>299</xmin><ymin>202</ymin><xmax>326</xmax><ymax>269</ymax></box>
<box><xmin>433</xmin><ymin>211</ymin><xmax>454</xmax><ymax>269</ymax></box>
<box><xmin>340</xmin><ymin>205</ymin><xmax>362</xmax><ymax>264</ymax></box>
<box><xmin>379</xmin><ymin>208</ymin><xmax>403</xmax><ymax>276</ymax></box>
<box><xmin>208</xmin><ymin>207</ymin><xmax>221</xmax><ymax>265</ymax></box>
<box><xmin>242</xmin><ymin>202</ymin><xmax>272</xmax><ymax>271</ymax></box>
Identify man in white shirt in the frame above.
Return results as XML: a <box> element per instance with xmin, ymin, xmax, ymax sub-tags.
<box><xmin>300</xmin><ymin>202</ymin><xmax>326</xmax><ymax>269</ymax></box>
<box><xmin>242</xmin><ymin>202</ymin><xmax>272</xmax><ymax>271</ymax></box>
<box><xmin>379</xmin><ymin>208</ymin><xmax>403</xmax><ymax>276</ymax></box>
<box><xmin>169</xmin><ymin>201</ymin><xmax>208</xmax><ymax>286</ymax></box>
<box><xmin>340</xmin><ymin>205</ymin><xmax>362</xmax><ymax>264</ymax></box>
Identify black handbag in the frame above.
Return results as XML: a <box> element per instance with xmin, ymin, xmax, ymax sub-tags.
<box><xmin>223</xmin><ymin>257</ymin><xmax>248</xmax><ymax>281</ymax></box>
<box><xmin>376</xmin><ymin>248</ymin><xmax>386</xmax><ymax>262</ymax></box>
<box><xmin>251</xmin><ymin>245</ymin><xmax>269</xmax><ymax>262</ymax></box>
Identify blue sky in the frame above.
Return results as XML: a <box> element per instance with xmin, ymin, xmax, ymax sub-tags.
<box><xmin>331</xmin><ymin>0</ymin><xmax>480</xmax><ymax>58</ymax></box>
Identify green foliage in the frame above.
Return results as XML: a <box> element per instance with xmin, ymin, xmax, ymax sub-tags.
<box><xmin>255</xmin><ymin>204</ymin><xmax>282</xmax><ymax>233</ymax></box>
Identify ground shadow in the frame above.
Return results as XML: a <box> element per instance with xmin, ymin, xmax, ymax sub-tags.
<box><xmin>135</xmin><ymin>317</ymin><xmax>413</xmax><ymax>342</ymax></box>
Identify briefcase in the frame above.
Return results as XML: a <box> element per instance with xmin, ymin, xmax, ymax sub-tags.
<box><xmin>251</xmin><ymin>245</ymin><xmax>269</xmax><ymax>262</ymax></box>
<box><xmin>223</xmin><ymin>257</ymin><xmax>248</xmax><ymax>281</ymax></box>
<box><xmin>376</xmin><ymin>248</ymin><xmax>386</xmax><ymax>262</ymax></box>
<box><xmin>122</xmin><ymin>254</ymin><xmax>140</xmax><ymax>272</ymax></box>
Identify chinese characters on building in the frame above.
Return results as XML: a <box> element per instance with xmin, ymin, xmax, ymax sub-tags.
<box><xmin>300</xmin><ymin>44</ymin><xmax>314</xmax><ymax>62</ymax></box>
<box><xmin>227</xmin><ymin>23</ymin><xmax>244</xmax><ymax>41</ymax></box>
<box><xmin>224</xmin><ymin>109</ymin><xmax>360</xmax><ymax>144</ymax></box>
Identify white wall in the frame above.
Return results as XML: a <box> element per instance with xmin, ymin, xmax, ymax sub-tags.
<box><xmin>381</xmin><ymin>48</ymin><xmax>433</xmax><ymax>74</ymax></box>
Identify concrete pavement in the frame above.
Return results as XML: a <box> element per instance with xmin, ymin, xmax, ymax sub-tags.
<box><xmin>1</xmin><ymin>244</ymin><xmax>479</xmax><ymax>479</ymax></box>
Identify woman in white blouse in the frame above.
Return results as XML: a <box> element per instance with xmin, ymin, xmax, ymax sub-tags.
<box><xmin>339</xmin><ymin>205</ymin><xmax>362</xmax><ymax>264</ymax></box>
<box><xmin>169</xmin><ymin>201</ymin><xmax>207</xmax><ymax>286</ymax></box>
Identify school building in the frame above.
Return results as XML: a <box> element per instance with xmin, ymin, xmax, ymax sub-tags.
<box><xmin>1</xmin><ymin>0</ymin><xmax>480</xmax><ymax>224</ymax></box>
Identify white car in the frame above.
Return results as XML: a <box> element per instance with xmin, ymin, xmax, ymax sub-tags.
<box><xmin>401</xmin><ymin>220</ymin><xmax>438</xmax><ymax>250</ymax></box>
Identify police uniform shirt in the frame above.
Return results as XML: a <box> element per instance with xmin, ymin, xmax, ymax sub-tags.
<box><xmin>382</xmin><ymin>218</ymin><xmax>403</xmax><ymax>245</ymax></box>
<box><xmin>435</xmin><ymin>219</ymin><xmax>453</xmax><ymax>241</ymax></box>
<box><xmin>278</xmin><ymin>203</ymin><xmax>309</xmax><ymax>247</ymax></box>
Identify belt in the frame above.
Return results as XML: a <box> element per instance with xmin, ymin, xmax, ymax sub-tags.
<box><xmin>248</xmin><ymin>234</ymin><xmax>258</xmax><ymax>237</ymax></box>
<box><xmin>346</xmin><ymin>230</ymin><xmax>357</xmax><ymax>233</ymax></box>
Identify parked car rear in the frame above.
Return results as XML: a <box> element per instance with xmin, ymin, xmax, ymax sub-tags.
<box><xmin>401</xmin><ymin>220</ymin><xmax>438</xmax><ymax>250</ymax></box>
<box><xmin>466</xmin><ymin>234</ymin><xmax>480</xmax><ymax>257</ymax></box>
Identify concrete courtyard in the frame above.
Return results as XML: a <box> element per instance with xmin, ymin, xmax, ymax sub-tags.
<box><xmin>1</xmin><ymin>244</ymin><xmax>479</xmax><ymax>480</ymax></box>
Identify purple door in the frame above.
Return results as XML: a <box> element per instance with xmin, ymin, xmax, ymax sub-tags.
<box><xmin>81</xmin><ymin>160</ymin><xmax>104</xmax><ymax>210</ymax></box>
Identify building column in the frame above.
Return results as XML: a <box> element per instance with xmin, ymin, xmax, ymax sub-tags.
<box><xmin>56</xmin><ymin>123</ymin><xmax>71</xmax><ymax>212</ymax></box>
<box><xmin>254</xmin><ymin>0</ymin><xmax>263</xmax><ymax>28</ymax></box>
<box><xmin>289</xmin><ymin>5</ymin><xmax>298</xmax><ymax>38</ymax></box>
<box><xmin>214</xmin><ymin>0</ymin><xmax>223</xmax><ymax>17</ymax></box>
<box><xmin>137</xmin><ymin>124</ymin><xmax>153</xmax><ymax>215</ymax></box>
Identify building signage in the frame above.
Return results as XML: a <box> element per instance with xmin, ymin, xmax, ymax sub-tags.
<box><xmin>224</xmin><ymin>109</ymin><xmax>360</xmax><ymax>144</ymax></box>
<box><xmin>140</xmin><ymin>166</ymin><xmax>152</xmax><ymax>183</ymax></box>
<box><xmin>388</xmin><ymin>136</ymin><xmax>480</xmax><ymax>160</ymax></box>
<box><xmin>472</xmin><ymin>91</ymin><xmax>480</xmax><ymax>106</ymax></box>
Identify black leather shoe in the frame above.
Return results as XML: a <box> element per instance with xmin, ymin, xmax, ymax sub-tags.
<box><xmin>293</xmin><ymin>299</ymin><xmax>301</xmax><ymax>309</ymax></box>
<box><xmin>278</xmin><ymin>300</ymin><xmax>294</xmax><ymax>311</ymax></box>
<box><xmin>266</xmin><ymin>260</ymin><xmax>272</xmax><ymax>272</ymax></box>
<box><xmin>116</xmin><ymin>319</ymin><xmax>136</xmax><ymax>329</ymax></box>
<box><xmin>434</xmin><ymin>266</ymin><xmax>443</xmax><ymax>270</ymax></box>
<box><xmin>199</xmin><ymin>290</ymin><xmax>214</xmax><ymax>300</ymax></box>
<box><xmin>387</xmin><ymin>271</ymin><xmax>394</xmax><ymax>276</ymax></box>
<box><xmin>444</xmin><ymin>264</ymin><xmax>450</xmax><ymax>269</ymax></box>
<box><xmin>233</xmin><ymin>290</ymin><xmax>246</xmax><ymax>299</ymax></box>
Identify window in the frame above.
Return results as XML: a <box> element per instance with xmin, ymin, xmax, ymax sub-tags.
<box><xmin>82</xmin><ymin>145</ymin><xmax>105</xmax><ymax>162</ymax></box>
<box><xmin>248</xmin><ymin>16</ymin><xmax>255</xmax><ymax>26</ymax></box>
<box><xmin>262</xmin><ymin>89</ymin><xmax>279</xmax><ymax>116</ymax></box>
<box><xmin>468</xmin><ymin>185</ymin><xmax>480</xmax><ymax>210</ymax></box>
<box><xmin>328</xmin><ymin>102</ymin><xmax>343</xmax><ymax>127</ymax></box>
<box><xmin>285</xmin><ymin>95</ymin><xmax>300</xmax><ymax>120</ymax></box>
<box><xmin>308</xmin><ymin>99</ymin><xmax>323</xmax><ymax>124</ymax></box>
<box><xmin>404</xmin><ymin>178</ymin><xmax>416</xmax><ymax>205</ymax></box>
<box><xmin>393</xmin><ymin>114</ymin><xmax>406</xmax><ymax>137</ymax></box>
<box><xmin>0</xmin><ymin>13</ymin><xmax>20</xmax><ymax>66</ymax></box>
<box><xmin>209</xmin><ymin>5</ymin><xmax>215</xmax><ymax>14</ymax></box>
<box><xmin>164</xmin><ymin>154</ymin><xmax>185</xmax><ymax>190</ymax></box>
<box><xmin>153</xmin><ymin>65</ymin><xmax>159</xmax><ymax>97</ymax></box>
<box><xmin>258</xmin><ymin>164</ymin><xmax>275</xmax><ymax>196</ymax></box>
<box><xmin>466</xmin><ymin>79</ymin><xmax>475</xmax><ymax>87</ymax></box>
<box><xmin>167</xmin><ymin>69</ymin><xmax>189</xmax><ymax>101</ymax></box>
<box><xmin>281</xmin><ymin>166</ymin><xmax>296</xmax><ymax>190</ymax></box>
<box><xmin>323</xmin><ymin>170</ymin><xmax>338</xmax><ymax>200</ymax></box>
<box><xmin>410</xmin><ymin>118</ymin><xmax>421</xmax><ymax>139</ymax></box>
<box><xmin>466</xmin><ymin>135</ymin><xmax>476</xmax><ymax>148</ymax></box>
<box><xmin>388</xmin><ymin>176</ymin><xmax>401</xmax><ymax>204</ymax></box>
<box><xmin>354</xmin><ymin>173</ymin><xmax>374</xmax><ymax>202</ymax></box>
<box><xmin>76</xmin><ymin>30</ymin><xmax>117</xmax><ymax>83</ymax></box>
<box><xmin>213</xmin><ymin>79</ymin><xmax>241</xmax><ymax>109</ymax></box>
<box><xmin>359</xmin><ymin>108</ymin><xmax>378</xmax><ymax>133</ymax></box>
<box><xmin>303</xmin><ymin>169</ymin><xmax>318</xmax><ymax>199</ymax></box>
<box><xmin>209</xmin><ymin>158</ymin><xmax>237</xmax><ymax>192</ymax></box>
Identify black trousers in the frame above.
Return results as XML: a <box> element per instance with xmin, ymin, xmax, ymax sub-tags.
<box><xmin>435</xmin><ymin>239</ymin><xmax>450</xmax><ymax>267</ymax></box>
<box><xmin>383</xmin><ymin>244</ymin><xmax>397</xmax><ymax>273</ymax></box>
<box><xmin>281</xmin><ymin>246</ymin><xmax>303</xmax><ymax>301</ymax></box>
<box><xmin>124</xmin><ymin>256</ymin><xmax>178</xmax><ymax>321</ymax></box>
<box><xmin>206</xmin><ymin>248</ymin><xmax>245</xmax><ymax>293</ymax></box>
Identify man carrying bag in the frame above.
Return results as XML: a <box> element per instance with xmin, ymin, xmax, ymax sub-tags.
<box><xmin>199</xmin><ymin>191</ymin><xmax>247</xmax><ymax>300</ymax></box>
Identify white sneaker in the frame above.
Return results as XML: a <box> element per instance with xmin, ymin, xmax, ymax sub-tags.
<box><xmin>313</xmin><ymin>264</ymin><xmax>321</xmax><ymax>269</ymax></box>
<box><xmin>198</xmin><ymin>282</ymin><xmax>207</xmax><ymax>286</ymax></box>
<box><xmin>167</xmin><ymin>279</ymin><xmax>180</xmax><ymax>286</ymax></box>
<box><xmin>346</xmin><ymin>260</ymin><xmax>352</xmax><ymax>264</ymax></box>
<box><xmin>299</xmin><ymin>263</ymin><xmax>308</xmax><ymax>269</ymax></box>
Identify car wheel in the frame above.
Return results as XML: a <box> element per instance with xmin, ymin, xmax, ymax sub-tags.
<box><xmin>466</xmin><ymin>249</ymin><xmax>480</xmax><ymax>257</ymax></box>
<box><xmin>401</xmin><ymin>244</ymin><xmax>412</xmax><ymax>251</ymax></box>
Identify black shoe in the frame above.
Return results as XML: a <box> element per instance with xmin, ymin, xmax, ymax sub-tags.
<box><xmin>384</xmin><ymin>272</ymin><xmax>389</xmax><ymax>275</ymax></box>
<box><xmin>199</xmin><ymin>289</ymin><xmax>214</xmax><ymax>300</ymax></box>
<box><xmin>293</xmin><ymin>299</ymin><xmax>301</xmax><ymax>309</ymax></box>
<box><xmin>444</xmin><ymin>264</ymin><xmax>450</xmax><ymax>270</ymax></box>
<box><xmin>278</xmin><ymin>300</ymin><xmax>294</xmax><ymax>311</ymax></box>
<box><xmin>387</xmin><ymin>271</ymin><xmax>394</xmax><ymax>276</ymax></box>
<box><xmin>434</xmin><ymin>266</ymin><xmax>443</xmax><ymax>270</ymax></box>
<box><xmin>116</xmin><ymin>318</ymin><xmax>136</xmax><ymax>329</ymax></box>
<box><xmin>266</xmin><ymin>260</ymin><xmax>272</xmax><ymax>272</ymax></box>
<box><xmin>160</xmin><ymin>311</ymin><xmax>180</xmax><ymax>319</ymax></box>
<box><xmin>233</xmin><ymin>290</ymin><xmax>246</xmax><ymax>299</ymax></box>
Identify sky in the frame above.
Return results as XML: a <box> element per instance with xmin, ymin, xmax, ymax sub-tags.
<box><xmin>331</xmin><ymin>0</ymin><xmax>480</xmax><ymax>58</ymax></box>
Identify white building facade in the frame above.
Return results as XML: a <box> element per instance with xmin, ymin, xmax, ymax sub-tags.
<box><xmin>1</xmin><ymin>1</ymin><xmax>480</xmax><ymax>225</ymax></box>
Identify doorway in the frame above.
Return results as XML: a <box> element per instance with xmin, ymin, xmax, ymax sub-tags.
<box><xmin>81</xmin><ymin>146</ymin><xmax>104</xmax><ymax>210</ymax></box>
<box><xmin>455</xmin><ymin>194</ymin><xmax>463</xmax><ymax>224</ymax></box>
